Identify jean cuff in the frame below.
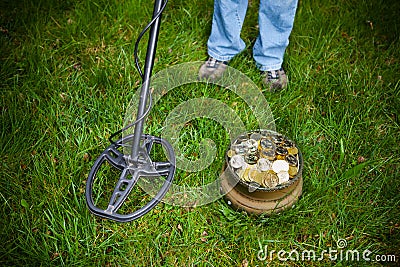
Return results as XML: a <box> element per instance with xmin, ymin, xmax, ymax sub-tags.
<box><xmin>208</xmin><ymin>49</ymin><xmax>236</xmax><ymax>62</ymax></box>
<box><xmin>256</xmin><ymin>62</ymin><xmax>283</xmax><ymax>72</ymax></box>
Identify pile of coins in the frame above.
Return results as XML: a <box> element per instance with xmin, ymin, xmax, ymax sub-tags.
<box><xmin>228</xmin><ymin>131</ymin><xmax>300</xmax><ymax>189</ymax></box>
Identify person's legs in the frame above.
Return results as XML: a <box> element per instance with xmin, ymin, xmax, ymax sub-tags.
<box><xmin>253</xmin><ymin>0</ymin><xmax>298</xmax><ymax>71</ymax></box>
<box><xmin>207</xmin><ymin>0</ymin><xmax>249</xmax><ymax>61</ymax></box>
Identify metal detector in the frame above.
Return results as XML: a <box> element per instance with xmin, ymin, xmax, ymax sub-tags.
<box><xmin>85</xmin><ymin>0</ymin><xmax>175</xmax><ymax>222</ymax></box>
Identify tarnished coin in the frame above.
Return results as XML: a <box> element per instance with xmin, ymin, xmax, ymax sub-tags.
<box><xmin>260</xmin><ymin>138</ymin><xmax>275</xmax><ymax>150</ymax></box>
<box><xmin>260</xmin><ymin>149</ymin><xmax>276</xmax><ymax>161</ymax></box>
<box><xmin>277</xmin><ymin>171</ymin><xmax>290</xmax><ymax>184</ymax></box>
<box><xmin>288</xmin><ymin>166</ymin><xmax>298</xmax><ymax>177</ymax></box>
<box><xmin>285</xmin><ymin>154</ymin><xmax>298</xmax><ymax>166</ymax></box>
<box><xmin>231</xmin><ymin>143</ymin><xmax>248</xmax><ymax>155</ymax></box>
<box><xmin>276</xmin><ymin>146</ymin><xmax>288</xmax><ymax>156</ymax></box>
<box><xmin>262</xmin><ymin>172</ymin><xmax>279</xmax><ymax>188</ymax></box>
<box><xmin>272</xmin><ymin>160</ymin><xmax>289</xmax><ymax>173</ymax></box>
<box><xmin>230</xmin><ymin>154</ymin><xmax>246</xmax><ymax>169</ymax></box>
<box><xmin>283</xmin><ymin>140</ymin><xmax>293</xmax><ymax>148</ymax></box>
<box><xmin>250</xmin><ymin>132</ymin><xmax>262</xmax><ymax>141</ymax></box>
<box><xmin>287</xmin><ymin>146</ymin><xmax>299</xmax><ymax>155</ymax></box>
<box><xmin>246</xmin><ymin>139</ymin><xmax>258</xmax><ymax>152</ymax></box>
<box><xmin>272</xmin><ymin>134</ymin><xmax>285</xmax><ymax>144</ymax></box>
<box><xmin>245</xmin><ymin>154</ymin><xmax>259</xmax><ymax>165</ymax></box>
<box><xmin>257</xmin><ymin>158</ymin><xmax>271</xmax><ymax>171</ymax></box>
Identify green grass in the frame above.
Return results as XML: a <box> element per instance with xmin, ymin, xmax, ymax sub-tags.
<box><xmin>1</xmin><ymin>0</ymin><xmax>399</xmax><ymax>266</ymax></box>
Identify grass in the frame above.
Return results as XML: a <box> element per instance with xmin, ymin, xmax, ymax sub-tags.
<box><xmin>1</xmin><ymin>0</ymin><xmax>399</xmax><ymax>266</ymax></box>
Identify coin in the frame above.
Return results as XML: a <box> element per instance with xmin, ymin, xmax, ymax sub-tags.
<box><xmin>248</xmin><ymin>165</ymin><xmax>260</xmax><ymax>179</ymax></box>
<box><xmin>260</xmin><ymin>138</ymin><xmax>275</xmax><ymax>150</ymax></box>
<box><xmin>246</xmin><ymin>139</ymin><xmax>258</xmax><ymax>152</ymax></box>
<box><xmin>245</xmin><ymin>154</ymin><xmax>258</xmax><ymax>165</ymax></box>
<box><xmin>277</xmin><ymin>171</ymin><xmax>290</xmax><ymax>184</ymax></box>
<box><xmin>271</xmin><ymin>160</ymin><xmax>289</xmax><ymax>173</ymax></box>
<box><xmin>241</xmin><ymin>166</ymin><xmax>252</xmax><ymax>182</ymax></box>
<box><xmin>276</xmin><ymin>155</ymin><xmax>286</xmax><ymax>160</ymax></box>
<box><xmin>288</xmin><ymin>165</ymin><xmax>298</xmax><ymax>177</ymax></box>
<box><xmin>230</xmin><ymin>154</ymin><xmax>246</xmax><ymax>169</ymax></box>
<box><xmin>227</xmin><ymin>149</ymin><xmax>236</xmax><ymax>158</ymax></box>
<box><xmin>250</xmin><ymin>132</ymin><xmax>262</xmax><ymax>141</ymax></box>
<box><xmin>276</xmin><ymin>146</ymin><xmax>288</xmax><ymax>156</ymax></box>
<box><xmin>272</xmin><ymin>134</ymin><xmax>285</xmax><ymax>144</ymax></box>
<box><xmin>285</xmin><ymin>154</ymin><xmax>298</xmax><ymax>166</ymax></box>
<box><xmin>287</xmin><ymin>146</ymin><xmax>298</xmax><ymax>155</ymax></box>
<box><xmin>262</xmin><ymin>172</ymin><xmax>279</xmax><ymax>188</ymax></box>
<box><xmin>250</xmin><ymin>168</ymin><xmax>263</xmax><ymax>185</ymax></box>
<box><xmin>260</xmin><ymin>149</ymin><xmax>275</xmax><ymax>161</ymax></box>
<box><xmin>283</xmin><ymin>140</ymin><xmax>293</xmax><ymax>148</ymax></box>
<box><xmin>257</xmin><ymin>158</ymin><xmax>271</xmax><ymax>171</ymax></box>
<box><xmin>231</xmin><ymin>143</ymin><xmax>248</xmax><ymax>155</ymax></box>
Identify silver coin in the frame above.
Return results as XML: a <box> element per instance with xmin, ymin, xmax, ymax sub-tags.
<box><xmin>271</xmin><ymin>160</ymin><xmax>289</xmax><ymax>173</ymax></box>
<box><xmin>257</xmin><ymin>158</ymin><xmax>272</xmax><ymax>171</ymax></box>
<box><xmin>230</xmin><ymin>154</ymin><xmax>246</xmax><ymax>169</ymax></box>
<box><xmin>231</xmin><ymin>143</ymin><xmax>248</xmax><ymax>155</ymax></box>
<box><xmin>277</xmin><ymin>171</ymin><xmax>290</xmax><ymax>184</ymax></box>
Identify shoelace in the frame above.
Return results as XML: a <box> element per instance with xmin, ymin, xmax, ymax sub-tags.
<box><xmin>206</xmin><ymin>57</ymin><xmax>228</xmax><ymax>68</ymax></box>
<box><xmin>267</xmin><ymin>69</ymin><xmax>280</xmax><ymax>80</ymax></box>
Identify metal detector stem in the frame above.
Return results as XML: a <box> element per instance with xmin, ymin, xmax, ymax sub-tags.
<box><xmin>85</xmin><ymin>0</ymin><xmax>176</xmax><ymax>222</ymax></box>
<box><xmin>131</xmin><ymin>0</ymin><xmax>164</xmax><ymax>160</ymax></box>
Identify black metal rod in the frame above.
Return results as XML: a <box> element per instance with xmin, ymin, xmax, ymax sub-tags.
<box><xmin>131</xmin><ymin>0</ymin><xmax>164</xmax><ymax>159</ymax></box>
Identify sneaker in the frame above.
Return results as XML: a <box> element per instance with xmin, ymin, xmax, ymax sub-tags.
<box><xmin>261</xmin><ymin>68</ymin><xmax>288</xmax><ymax>91</ymax></box>
<box><xmin>198</xmin><ymin>57</ymin><xmax>229</xmax><ymax>81</ymax></box>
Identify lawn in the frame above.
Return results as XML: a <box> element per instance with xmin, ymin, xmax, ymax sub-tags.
<box><xmin>1</xmin><ymin>0</ymin><xmax>399</xmax><ymax>266</ymax></box>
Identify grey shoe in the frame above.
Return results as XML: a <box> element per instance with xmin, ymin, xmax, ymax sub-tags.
<box><xmin>198</xmin><ymin>57</ymin><xmax>229</xmax><ymax>81</ymax></box>
<box><xmin>262</xmin><ymin>68</ymin><xmax>288</xmax><ymax>91</ymax></box>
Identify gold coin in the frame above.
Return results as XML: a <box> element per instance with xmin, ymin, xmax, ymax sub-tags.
<box><xmin>253</xmin><ymin>170</ymin><xmax>265</xmax><ymax>185</ymax></box>
<box><xmin>262</xmin><ymin>173</ymin><xmax>279</xmax><ymax>188</ymax></box>
<box><xmin>287</xmin><ymin>147</ymin><xmax>298</xmax><ymax>155</ymax></box>
<box><xmin>240</xmin><ymin>167</ymin><xmax>251</xmax><ymax>182</ymax></box>
<box><xmin>288</xmin><ymin>166</ymin><xmax>298</xmax><ymax>177</ymax></box>
<box><xmin>227</xmin><ymin>149</ymin><xmax>236</xmax><ymax>158</ymax></box>
<box><xmin>276</xmin><ymin>155</ymin><xmax>286</xmax><ymax>160</ymax></box>
<box><xmin>247</xmin><ymin>166</ymin><xmax>259</xmax><ymax>182</ymax></box>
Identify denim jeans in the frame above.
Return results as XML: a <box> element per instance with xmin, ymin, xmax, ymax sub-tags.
<box><xmin>207</xmin><ymin>0</ymin><xmax>298</xmax><ymax>71</ymax></box>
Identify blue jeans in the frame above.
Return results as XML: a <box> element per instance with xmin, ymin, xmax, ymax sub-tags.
<box><xmin>207</xmin><ymin>0</ymin><xmax>298</xmax><ymax>71</ymax></box>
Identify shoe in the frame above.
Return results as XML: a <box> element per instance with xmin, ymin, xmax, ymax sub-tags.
<box><xmin>198</xmin><ymin>57</ymin><xmax>229</xmax><ymax>81</ymax></box>
<box><xmin>261</xmin><ymin>68</ymin><xmax>288</xmax><ymax>91</ymax></box>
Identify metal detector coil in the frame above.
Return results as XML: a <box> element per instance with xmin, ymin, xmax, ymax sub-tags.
<box><xmin>85</xmin><ymin>134</ymin><xmax>175</xmax><ymax>222</ymax></box>
<box><xmin>85</xmin><ymin>0</ymin><xmax>175</xmax><ymax>222</ymax></box>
